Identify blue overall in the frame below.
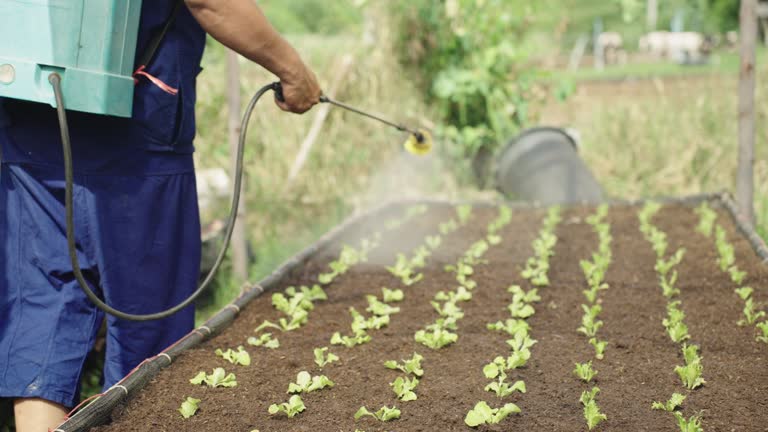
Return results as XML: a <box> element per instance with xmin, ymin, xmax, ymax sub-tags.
<box><xmin>0</xmin><ymin>2</ymin><xmax>206</xmax><ymax>408</ymax></box>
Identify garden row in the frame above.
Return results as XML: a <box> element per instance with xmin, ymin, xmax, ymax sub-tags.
<box><xmin>96</xmin><ymin>200</ymin><xmax>768</xmax><ymax>432</ymax></box>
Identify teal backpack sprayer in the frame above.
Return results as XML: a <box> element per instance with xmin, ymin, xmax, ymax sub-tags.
<box><xmin>0</xmin><ymin>1</ymin><xmax>431</xmax><ymax>322</ymax></box>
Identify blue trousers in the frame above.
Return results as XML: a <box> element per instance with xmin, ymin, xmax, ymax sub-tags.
<box><xmin>0</xmin><ymin>162</ymin><xmax>201</xmax><ymax>408</ymax></box>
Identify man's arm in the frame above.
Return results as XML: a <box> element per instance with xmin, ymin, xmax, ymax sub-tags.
<box><xmin>184</xmin><ymin>0</ymin><xmax>321</xmax><ymax>114</ymax></box>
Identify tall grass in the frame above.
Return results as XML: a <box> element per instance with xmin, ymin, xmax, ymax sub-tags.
<box><xmin>547</xmin><ymin>73</ymin><xmax>768</xmax><ymax>236</ymax></box>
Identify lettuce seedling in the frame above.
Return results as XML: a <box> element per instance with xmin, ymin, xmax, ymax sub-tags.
<box><xmin>674</xmin><ymin>412</ymin><xmax>704</xmax><ymax>432</ymax></box>
<box><xmin>456</xmin><ymin>204</ymin><xmax>472</xmax><ymax>224</ymax></box>
<box><xmin>382</xmin><ymin>287</ymin><xmax>404</xmax><ymax>303</ymax></box>
<box><xmin>738</xmin><ymin>298</ymin><xmax>766</xmax><ymax>326</ymax></box>
<box><xmin>366</xmin><ymin>295</ymin><xmax>400</xmax><ymax>316</ymax></box>
<box><xmin>483</xmin><ymin>358</ymin><xmax>525</xmax><ymax>397</ymax></box>
<box><xmin>508</xmin><ymin>285</ymin><xmax>541</xmax><ymax>303</ymax></box>
<box><xmin>579</xmin><ymin>387</ymin><xmax>607</xmax><ymax>430</ymax></box>
<box><xmin>649</xmin><ymin>228</ymin><xmax>669</xmax><ymax>258</ymax></box>
<box><xmin>578</xmin><ymin>304</ymin><xmax>604</xmax><ymax>337</ymax></box>
<box><xmin>386</xmin><ymin>254</ymin><xmax>423</xmax><ymax>286</ymax></box>
<box><xmin>431</xmin><ymin>300</ymin><xmax>464</xmax><ymax>320</ymax></box>
<box><xmin>488</xmin><ymin>206</ymin><xmax>513</xmax><ymax>234</ymax></box>
<box><xmin>675</xmin><ymin>362</ymin><xmax>705</xmax><ymax>390</ymax></box>
<box><xmin>287</xmin><ymin>285</ymin><xmax>327</xmax><ymax>302</ymax></box>
<box><xmin>178</xmin><ymin>397</ymin><xmax>201</xmax><ymax>419</ymax></box>
<box><xmin>272</xmin><ymin>292</ymin><xmax>312</xmax><ymax>316</ymax></box>
<box><xmin>255</xmin><ymin>309</ymin><xmax>309</xmax><ymax>332</ymax></box>
<box><xmin>583</xmin><ymin>398</ymin><xmax>607</xmax><ymax>430</ymax></box>
<box><xmin>508</xmin><ymin>300</ymin><xmax>535</xmax><ymax>319</ymax></box>
<box><xmin>313</xmin><ymin>347</ymin><xmax>339</xmax><ymax>368</ymax></box>
<box><xmin>729</xmin><ymin>266</ymin><xmax>747</xmax><ymax>285</ymax></box>
<box><xmin>694</xmin><ymin>203</ymin><xmax>717</xmax><ymax>237</ymax></box>
<box><xmin>464</xmin><ymin>401</ymin><xmax>521</xmax><ymax>427</ymax></box>
<box><xmin>331</xmin><ymin>331</ymin><xmax>371</xmax><ymax>348</ymax></box>
<box><xmin>287</xmin><ymin>371</ymin><xmax>334</xmax><ymax>394</ymax></box>
<box><xmin>268</xmin><ymin>395</ymin><xmax>306</xmax><ymax>418</ymax></box>
<box><xmin>507</xmin><ymin>348</ymin><xmax>531</xmax><ymax>369</ymax></box>
<box><xmin>756</xmin><ymin>322</ymin><xmax>768</xmax><ymax>343</ymax></box>
<box><xmin>415</xmin><ymin>327</ymin><xmax>458</xmax><ymax>349</ymax></box>
<box><xmin>438</xmin><ymin>219</ymin><xmax>458</xmax><ymax>235</ymax></box>
<box><xmin>248</xmin><ymin>332</ymin><xmax>280</xmax><ymax>349</ymax></box>
<box><xmin>390</xmin><ymin>376</ymin><xmax>419</xmax><ymax>401</ymax></box>
<box><xmin>574</xmin><ymin>361</ymin><xmax>598</xmax><ymax>382</ymax></box>
<box><xmin>214</xmin><ymin>346</ymin><xmax>251</xmax><ymax>366</ymax></box>
<box><xmin>487</xmin><ymin>319</ymin><xmax>530</xmax><ymax>337</ymax></box>
<box><xmin>354</xmin><ymin>406</ymin><xmax>401</xmax><ymax>422</ymax></box>
<box><xmin>665</xmin><ymin>321</ymin><xmax>691</xmax><ymax>344</ymax></box>
<box><xmin>583</xmin><ymin>284</ymin><xmax>608</xmax><ymax>304</ymax></box>
<box><xmin>682</xmin><ymin>344</ymin><xmax>701</xmax><ymax>365</ymax></box>
<box><xmin>660</xmin><ymin>271</ymin><xmax>681</xmax><ymax>298</ymax></box>
<box><xmin>384</xmin><ymin>353</ymin><xmax>424</xmax><ymax>377</ymax></box>
<box><xmin>506</xmin><ymin>332</ymin><xmax>537</xmax><ymax>353</ymax></box>
<box><xmin>652</xmin><ymin>393</ymin><xmax>686</xmax><ymax>412</ymax></box>
<box><xmin>426</xmin><ymin>235</ymin><xmax>442</xmax><ymax>251</ymax></box>
<box><xmin>735</xmin><ymin>286</ymin><xmax>754</xmax><ymax>301</ymax></box>
<box><xmin>435</xmin><ymin>287</ymin><xmax>472</xmax><ymax>303</ymax></box>
<box><xmin>487</xmin><ymin>234</ymin><xmax>502</xmax><ymax>245</ymax></box>
<box><xmin>589</xmin><ymin>338</ymin><xmax>607</xmax><ymax>360</ymax></box>
<box><xmin>190</xmin><ymin>368</ymin><xmax>237</xmax><ymax>388</ymax></box>
<box><xmin>655</xmin><ymin>249</ymin><xmax>686</xmax><ymax>277</ymax></box>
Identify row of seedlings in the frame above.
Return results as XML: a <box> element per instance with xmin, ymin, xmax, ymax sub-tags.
<box><xmin>694</xmin><ymin>203</ymin><xmax>768</xmax><ymax>343</ymax></box>
<box><xmin>350</xmin><ymin>205</ymin><xmax>476</xmax><ymax>426</ymax></box>
<box><xmin>175</xmin><ymin>206</ymin><xmax>426</xmax><ymax>420</ymax></box>
<box><xmin>638</xmin><ymin>202</ymin><xmax>705</xmax><ymax>432</ymax></box>
<box><xmin>573</xmin><ymin>205</ymin><xmax>612</xmax><ymax>430</ymax></box>
<box><xmin>414</xmin><ymin>205</ymin><xmax>512</xmax><ymax>352</ymax></box>
<box><xmin>464</xmin><ymin>206</ymin><xmax>561</xmax><ymax>428</ymax></box>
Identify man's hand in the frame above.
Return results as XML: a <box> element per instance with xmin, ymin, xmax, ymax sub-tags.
<box><xmin>186</xmin><ymin>0</ymin><xmax>322</xmax><ymax>114</ymax></box>
<box><xmin>276</xmin><ymin>62</ymin><xmax>321</xmax><ymax>114</ymax></box>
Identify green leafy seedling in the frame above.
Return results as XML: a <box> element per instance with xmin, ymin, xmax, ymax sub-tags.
<box><xmin>415</xmin><ymin>327</ymin><xmax>458</xmax><ymax>349</ymax></box>
<box><xmin>456</xmin><ymin>204</ymin><xmax>473</xmax><ymax>224</ymax></box>
<box><xmin>214</xmin><ymin>346</ymin><xmax>251</xmax><ymax>366</ymax></box>
<box><xmin>589</xmin><ymin>338</ymin><xmax>607</xmax><ymax>360</ymax></box>
<box><xmin>652</xmin><ymin>393</ymin><xmax>686</xmax><ymax>412</ymax></box>
<box><xmin>487</xmin><ymin>319</ymin><xmax>530</xmax><ymax>337</ymax></box>
<box><xmin>354</xmin><ymin>406</ymin><xmax>401</xmax><ymax>422</ymax></box>
<box><xmin>247</xmin><ymin>332</ymin><xmax>280</xmax><ymax>349</ymax></box>
<box><xmin>574</xmin><ymin>361</ymin><xmax>598</xmax><ymax>382</ymax></box>
<box><xmin>464</xmin><ymin>401</ymin><xmax>521</xmax><ymax>427</ymax></box>
<box><xmin>735</xmin><ymin>287</ymin><xmax>754</xmax><ymax>301</ymax></box>
<box><xmin>189</xmin><ymin>368</ymin><xmax>237</xmax><ymax>388</ymax></box>
<box><xmin>729</xmin><ymin>266</ymin><xmax>747</xmax><ymax>285</ymax></box>
<box><xmin>287</xmin><ymin>371</ymin><xmax>334</xmax><ymax>394</ymax></box>
<box><xmin>674</xmin><ymin>411</ymin><xmax>704</xmax><ymax>432</ymax></box>
<box><xmin>384</xmin><ymin>353</ymin><xmax>424</xmax><ymax>377</ymax></box>
<box><xmin>268</xmin><ymin>395</ymin><xmax>306</xmax><ymax>418</ymax></box>
<box><xmin>330</xmin><ymin>331</ymin><xmax>371</xmax><ymax>348</ymax></box>
<box><xmin>738</xmin><ymin>298</ymin><xmax>766</xmax><ymax>326</ymax></box>
<box><xmin>366</xmin><ymin>295</ymin><xmax>400</xmax><ymax>316</ymax></box>
<box><xmin>313</xmin><ymin>347</ymin><xmax>339</xmax><ymax>368</ymax></box>
<box><xmin>390</xmin><ymin>376</ymin><xmax>419</xmax><ymax>401</ymax></box>
<box><xmin>382</xmin><ymin>287</ymin><xmax>404</xmax><ymax>303</ymax></box>
<box><xmin>580</xmin><ymin>387</ymin><xmax>607</xmax><ymax>430</ymax></box>
<box><xmin>675</xmin><ymin>362</ymin><xmax>705</xmax><ymax>390</ymax></box>
<box><xmin>178</xmin><ymin>397</ymin><xmax>201</xmax><ymax>419</ymax></box>
<box><xmin>506</xmin><ymin>332</ymin><xmax>537</xmax><ymax>353</ymax></box>
<box><xmin>757</xmin><ymin>322</ymin><xmax>768</xmax><ymax>343</ymax></box>
<box><xmin>506</xmin><ymin>348</ymin><xmax>531</xmax><ymax>370</ymax></box>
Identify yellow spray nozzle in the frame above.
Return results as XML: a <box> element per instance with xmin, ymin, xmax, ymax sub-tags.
<box><xmin>404</xmin><ymin>129</ymin><xmax>433</xmax><ymax>156</ymax></box>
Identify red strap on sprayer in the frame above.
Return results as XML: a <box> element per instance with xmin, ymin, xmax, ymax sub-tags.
<box><xmin>133</xmin><ymin>65</ymin><xmax>179</xmax><ymax>95</ymax></box>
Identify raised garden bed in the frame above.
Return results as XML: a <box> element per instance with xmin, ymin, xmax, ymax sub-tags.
<box><xmin>59</xmin><ymin>196</ymin><xmax>768</xmax><ymax>432</ymax></box>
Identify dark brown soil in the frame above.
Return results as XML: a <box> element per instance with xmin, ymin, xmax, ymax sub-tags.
<box><xmin>97</xmin><ymin>203</ymin><xmax>768</xmax><ymax>432</ymax></box>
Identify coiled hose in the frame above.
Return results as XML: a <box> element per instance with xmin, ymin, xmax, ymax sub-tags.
<box><xmin>49</xmin><ymin>74</ymin><xmax>279</xmax><ymax>321</ymax></box>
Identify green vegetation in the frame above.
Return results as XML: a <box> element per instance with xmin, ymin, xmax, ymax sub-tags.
<box><xmin>178</xmin><ymin>397</ymin><xmax>201</xmax><ymax>419</ymax></box>
<box><xmin>580</xmin><ymin>387</ymin><xmax>608</xmax><ymax>430</ymax></box>
<box><xmin>189</xmin><ymin>368</ymin><xmax>238</xmax><ymax>388</ymax></box>
<box><xmin>214</xmin><ymin>346</ymin><xmax>251</xmax><ymax>366</ymax></box>
<box><xmin>287</xmin><ymin>371</ymin><xmax>334</xmax><ymax>394</ymax></box>
<box><xmin>384</xmin><ymin>353</ymin><xmax>424</xmax><ymax>377</ymax></box>
<box><xmin>464</xmin><ymin>401</ymin><xmax>521</xmax><ymax>427</ymax></box>
<box><xmin>268</xmin><ymin>395</ymin><xmax>306</xmax><ymax>418</ymax></box>
<box><xmin>354</xmin><ymin>406</ymin><xmax>401</xmax><ymax>422</ymax></box>
<box><xmin>652</xmin><ymin>393</ymin><xmax>687</xmax><ymax>412</ymax></box>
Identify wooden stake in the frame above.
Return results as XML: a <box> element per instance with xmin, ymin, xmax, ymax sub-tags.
<box><xmin>226</xmin><ymin>49</ymin><xmax>249</xmax><ymax>281</ymax></box>
<box><xmin>738</xmin><ymin>0</ymin><xmax>758</xmax><ymax>226</ymax></box>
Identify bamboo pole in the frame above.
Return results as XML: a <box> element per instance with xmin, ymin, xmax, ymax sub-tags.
<box><xmin>226</xmin><ymin>50</ymin><xmax>249</xmax><ymax>280</ymax></box>
<box><xmin>738</xmin><ymin>0</ymin><xmax>758</xmax><ymax>226</ymax></box>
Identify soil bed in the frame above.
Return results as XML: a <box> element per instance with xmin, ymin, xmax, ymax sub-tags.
<box><xmin>95</xmin><ymin>202</ymin><xmax>768</xmax><ymax>432</ymax></box>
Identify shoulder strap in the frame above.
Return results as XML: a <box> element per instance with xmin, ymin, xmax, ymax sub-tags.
<box><xmin>135</xmin><ymin>0</ymin><xmax>185</xmax><ymax>69</ymax></box>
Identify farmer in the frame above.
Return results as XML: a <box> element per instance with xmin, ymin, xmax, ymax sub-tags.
<box><xmin>0</xmin><ymin>1</ymin><xmax>321</xmax><ymax>430</ymax></box>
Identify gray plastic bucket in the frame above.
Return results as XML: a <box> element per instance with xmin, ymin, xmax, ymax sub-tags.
<box><xmin>495</xmin><ymin>127</ymin><xmax>604</xmax><ymax>205</ymax></box>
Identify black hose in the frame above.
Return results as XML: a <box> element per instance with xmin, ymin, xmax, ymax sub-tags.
<box><xmin>49</xmin><ymin>73</ymin><xmax>279</xmax><ymax>321</ymax></box>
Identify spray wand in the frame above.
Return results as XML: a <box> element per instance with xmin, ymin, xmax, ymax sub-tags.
<box><xmin>275</xmin><ymin>83</ymin><xmax>433</xmax><ymax>156</ymax></box>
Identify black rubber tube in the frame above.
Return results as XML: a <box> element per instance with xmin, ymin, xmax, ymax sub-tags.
<box><xmin>49</xmin><ymin>74</ymin><xmax>279</xmax><ymax>321</ymax></box>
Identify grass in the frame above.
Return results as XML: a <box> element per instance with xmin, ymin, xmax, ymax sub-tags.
<box><xmin>543</xmin><ymin>72</ymin><xmax>768</xmax><ymax>237</ymax></box>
